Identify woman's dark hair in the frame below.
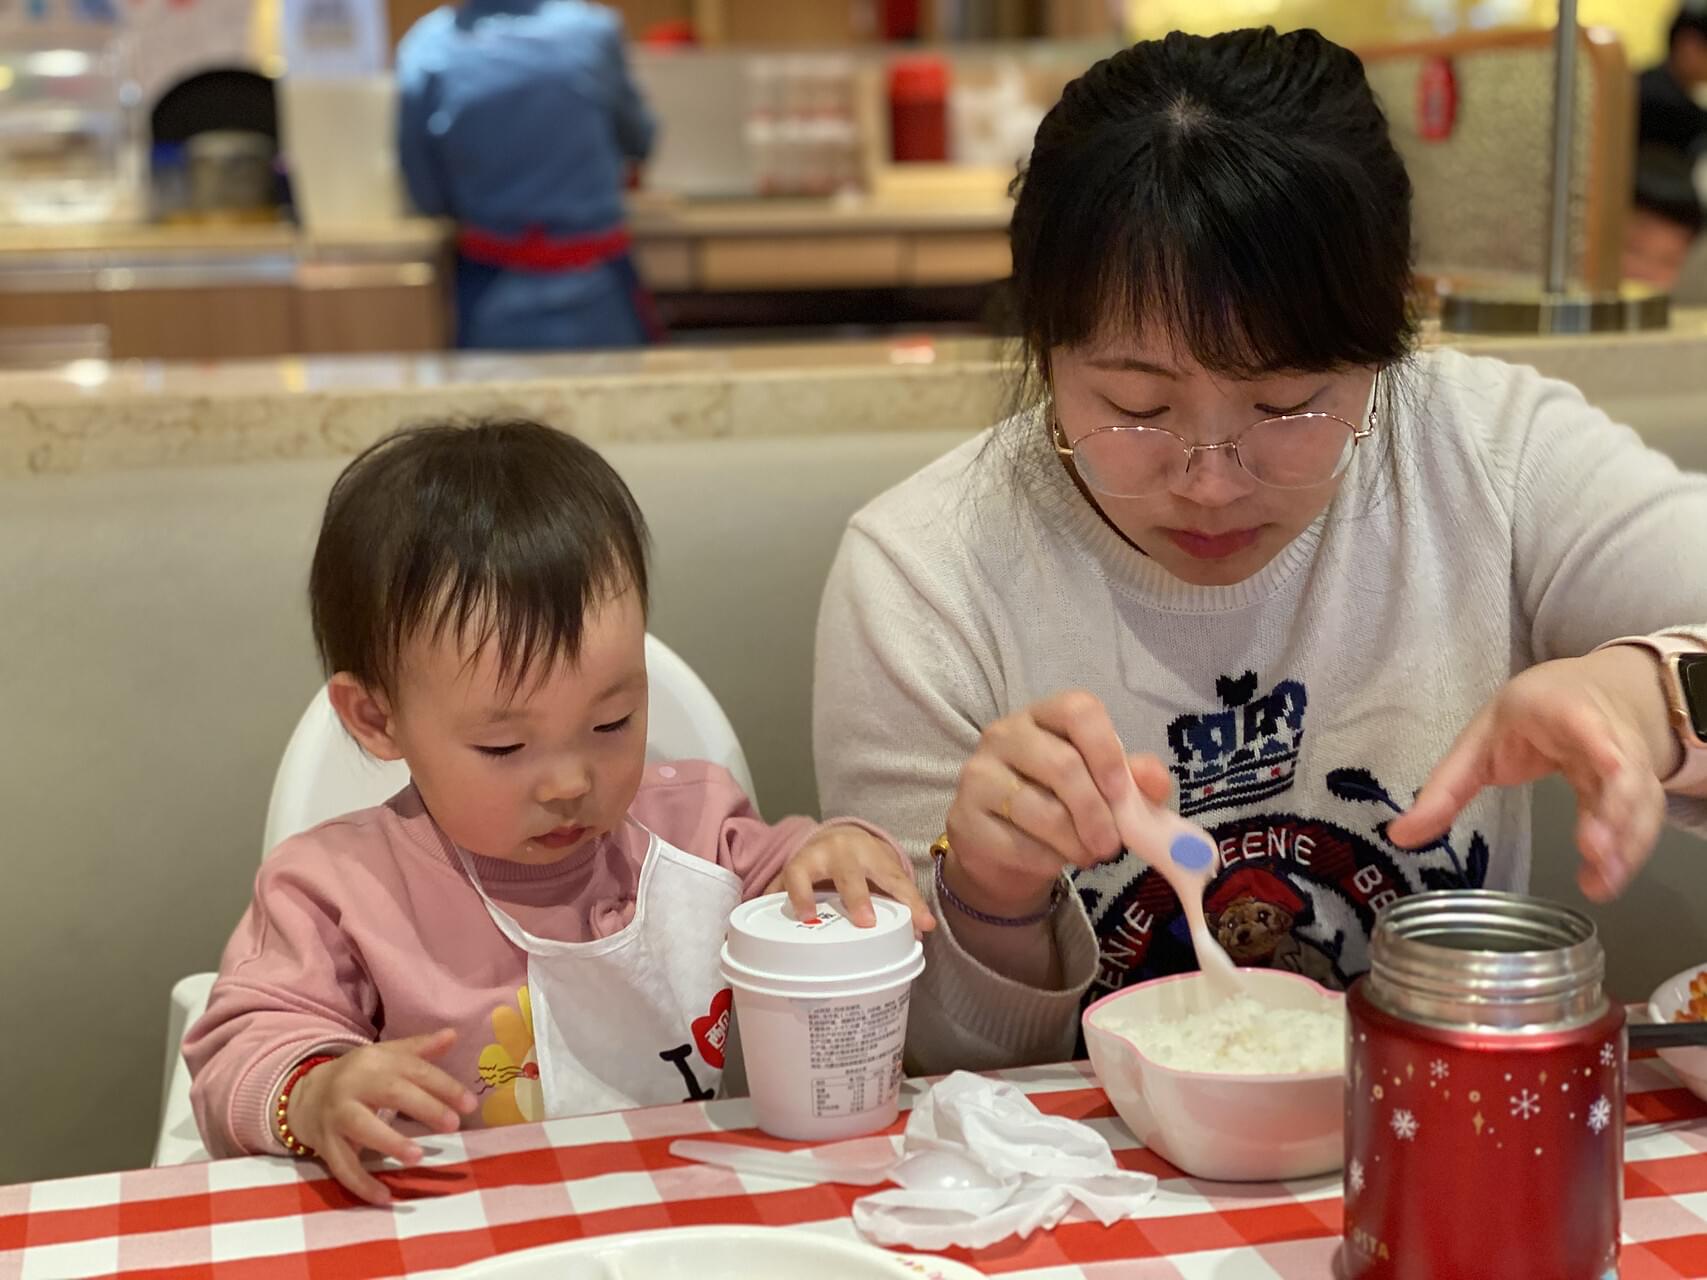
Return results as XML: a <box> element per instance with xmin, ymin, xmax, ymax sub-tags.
<box><xmin>310</xmin><ymin>419</ymin><xmax>650</xmax><ymax>699</ymax></box>
<box><xmin>1008</xmin><ymin>27</ymin><xmax>1416</xmax><ymax>391</ymax></box>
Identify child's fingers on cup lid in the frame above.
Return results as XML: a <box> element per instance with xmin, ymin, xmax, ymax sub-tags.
<box><xmin>781</xmin><ymin>861</ymin><xmax>819</xmax><ymax>920</ymax></box>
<box><xmin>830</xmin><ymin>868</ymin><xmax>877</xmax><ymax>926</ymax></box>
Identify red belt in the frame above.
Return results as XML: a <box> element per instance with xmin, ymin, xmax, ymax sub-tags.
<box><xmin>456</xmin><ymin>225</ymin><xmax>632</xmax><ymax>272</ymax></box>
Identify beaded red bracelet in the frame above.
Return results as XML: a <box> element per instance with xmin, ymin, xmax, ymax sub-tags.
<box><xmin>276</xmin><ymin>1055</ymin><xmax>335</xmax><ymax>1158</ymax></box>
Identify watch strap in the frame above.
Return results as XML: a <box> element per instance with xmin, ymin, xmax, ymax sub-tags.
<box><xmin>1593</xmin><ymin>634</ymin><xmax>1707</xmax><ymax>791</ymax></box>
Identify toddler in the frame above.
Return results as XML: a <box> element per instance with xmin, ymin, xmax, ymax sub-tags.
<box><xmin>185</xmin><ymin>420</ymin><xmax>930</xmax><ymax>1204</ymax></box>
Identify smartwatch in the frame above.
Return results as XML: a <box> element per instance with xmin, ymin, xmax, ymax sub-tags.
<box><xmin>1595</xmin><ymin>634</ymin><xmax>1707</xmax><ymax>791</ymax></box>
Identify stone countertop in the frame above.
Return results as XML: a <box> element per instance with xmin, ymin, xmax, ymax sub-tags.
<box><xmin>0</xmin><ymin>336</ymin><xmax>1012</xmax><ymax>476</ymax></box>
<box><xmin>3</xmin><ymin>316</ymin><xmax>1703</xmax><ymax>479</ymax></box>
<box><xmin>0</xmin><ymin>199</ymin><xmax>1012</xmax><ymax>294</ymax></box>
<box><xmin>0</xmin><ymin>220</ymin><xmax>448</xmax><ymax>264</ymax></box>
<box><xmin>625</xmin><ymin>193</ymin><xmax>1013</xmax><ymax>236</ymax></box>
<box><xmin>0</xmin><ymin>192</ymin><xmax>1012</xmax><ymax>266</ymax></box>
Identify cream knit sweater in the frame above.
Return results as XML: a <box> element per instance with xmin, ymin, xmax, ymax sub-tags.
<box><xmin>815</xmin><ymin>348</ymin><xmax>1707</xmax><ymax>1074</ymax></box>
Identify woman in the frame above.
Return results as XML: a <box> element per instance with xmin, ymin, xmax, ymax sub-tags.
<box><xmin>814</xmin><ymin>28</ymin><xmax>1707</xmax><ymax>1074</ymax></box>
<box><xmin>396</xmin><ymin>0</ymin><xmax>658</xmax><ymax>350</ymax></box>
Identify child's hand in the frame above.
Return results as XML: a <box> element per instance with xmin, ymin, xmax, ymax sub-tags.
<box><xmin>285</xmin><ymin>1028</ymin><xmax>478</xmax><ymax>1205</ymax></box>
<box><xmin>768</xmin><ymin>827</ymin><xmax>936</xmax><ymax>933</ymax></box>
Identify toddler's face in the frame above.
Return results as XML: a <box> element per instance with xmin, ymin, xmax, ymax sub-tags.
<box><xmin>384</xmin><ymin>587</ymin><xmax>650</xmax><ymax>863</ymax></box>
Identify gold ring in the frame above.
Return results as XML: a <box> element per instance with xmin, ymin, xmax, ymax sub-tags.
<box><xmin>999</xmin><ymin>780</ymin><xmax>1023</xmax><ymax>825</ymax></box>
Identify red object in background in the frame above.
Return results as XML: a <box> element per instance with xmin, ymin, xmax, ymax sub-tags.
<box><xmin>1345</xmin><ymin>981</ymin><xmax>1624</xmax><ymax>1279</ymax></box>
<box><xmin>888</xmin><ymin>57</ymin><xmax>949</xmax><ymax>163</ymax></box>
<box><xmin>640</xmin><ymin>19</ymin><xmax>695</xmax><ymax>45</ymax></box>
<box><xmin>456</xmin><ymin>226</ymin><xmax>633</xmax><ymax>272</ymax></box>
<box><xmin>882</xmin><ymin>0</ymin><xmax>920</xmax><ymax>40</ymax></box>
<box><xmin>1416</xmin><ymin>56</ymin><xmax>1458</xmax><ymax>142</ymax></box>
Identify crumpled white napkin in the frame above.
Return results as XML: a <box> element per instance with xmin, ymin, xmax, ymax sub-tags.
<box><xmin>851</xmin><ymin>1071</ymin><xmax>1158</xmax><ymax>1250</ymax></box>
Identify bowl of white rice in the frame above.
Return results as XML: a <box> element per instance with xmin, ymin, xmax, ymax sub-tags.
<box><xmin>1083</xmin><ymin>969</ymin><xmax>1346</xmax><ymax>1182</ymax></box>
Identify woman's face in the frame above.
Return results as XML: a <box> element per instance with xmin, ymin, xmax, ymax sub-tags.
<box><xmin>1050</xmin><ymin>334</ymin><xmax>1378</xmax><ymax>587</ymax></box>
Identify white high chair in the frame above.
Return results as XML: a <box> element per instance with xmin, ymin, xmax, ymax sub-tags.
<box><xmin>152</xmin><ymin>633</ymin><xmax>753</xmax><ymax>1166</ymax></box>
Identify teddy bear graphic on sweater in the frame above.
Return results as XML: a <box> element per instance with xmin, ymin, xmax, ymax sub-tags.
<box><xmin>1075</xmin><ymin>670</ymin><xmax>1492</xmax><ymax>1001</ymax></box>
<box><xmin>1207</xmin><ymin>866</ymin><xmax>1339</xmax><ymax>987</ymax></box>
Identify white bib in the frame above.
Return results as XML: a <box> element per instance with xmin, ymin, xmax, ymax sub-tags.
<box><xmin>456</xmin><ymin>824</ymin><xmax>742</xmax><ymax>1116</ymax></box>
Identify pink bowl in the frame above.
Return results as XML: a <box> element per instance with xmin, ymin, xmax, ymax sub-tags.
<box><xmin>1082</xmin><ymin>969</ymin><xmax>1346</xmax><ymax>1182</ymax></box>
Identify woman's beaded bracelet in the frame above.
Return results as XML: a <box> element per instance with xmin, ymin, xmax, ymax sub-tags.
<box><xmin>929</xmin><ymin>833</ymin><xmax>1065</xmax><ymax>927</ymax></box>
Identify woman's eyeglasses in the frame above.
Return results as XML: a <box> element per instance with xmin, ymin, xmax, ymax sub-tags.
<box><xmin>1053</xmin><ymin>371</ymin><xmax>1381</xmax><ymax>498</ymax></box>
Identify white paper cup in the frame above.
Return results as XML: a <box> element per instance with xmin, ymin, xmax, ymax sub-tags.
<box><xmin>721</xmin><ymin>891</ymin><xmax>925</xmax><ymax>1140</ymax></box>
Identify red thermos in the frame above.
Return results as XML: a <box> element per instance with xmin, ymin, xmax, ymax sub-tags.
<box><xmin>1345</xmin><ymin>891</ymin><xmax>1624</xmax><ymax>1280</ymax></box>
<box><xmin>888</xmin><ymin>57</ymin><xmax>948</xmax><ymax>163</ymax></box>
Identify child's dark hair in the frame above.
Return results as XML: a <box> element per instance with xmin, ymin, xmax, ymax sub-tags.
<box><xmin>310</xmin><ymin>419</ymin><xmax>650</xmax><ymax>698</ymax></box>
<box><xmin>1008</xmin><ymin>27</ymin><xmax>1416</xmax><ymax>389</ymax></box>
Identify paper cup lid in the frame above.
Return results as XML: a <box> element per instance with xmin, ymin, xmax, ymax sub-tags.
<box><xmin>722</xmin><ymin>891</ymin><xmax>918</xmax><ymax>982</ymax></box>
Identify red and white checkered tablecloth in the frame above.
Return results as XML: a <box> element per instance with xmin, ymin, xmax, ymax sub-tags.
<box><xmin>5</xmin><ymin>1057</ymin><xmax>1707</xmax><ymax>1280</ymax></box>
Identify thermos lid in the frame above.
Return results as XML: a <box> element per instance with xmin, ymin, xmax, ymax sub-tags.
<box><xmin>1368</xmin><ymin>890</ymin><xmax>1606</xmax><ymax>1032</ymax></box>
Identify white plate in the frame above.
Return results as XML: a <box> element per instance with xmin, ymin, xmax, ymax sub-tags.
<box><xmin>1648</xmin><ymin>963</ymin><xmax>1707</xmax><ymax>1105</ymax></box>
<box><xmin>452</xmin><ymin>1225</ymin><xmax>986</xmax><ymax>1279</ymax></box>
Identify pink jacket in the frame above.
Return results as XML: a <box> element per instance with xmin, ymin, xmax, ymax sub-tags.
<box><xmin>185</xmin><ymin>762</ymin><xmax>898</xmax><ymax>1158</ymax></box>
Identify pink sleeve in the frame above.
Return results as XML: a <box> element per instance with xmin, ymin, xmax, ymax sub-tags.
<box><xmin>630</xmin><ymin>762</ymin><xmax>910</xmax><ymax>898</ymax></box>
<box><xmin>183</xmin><ymin>846</ymin><xmax>377</xmax><ymax>1158</ymax></box>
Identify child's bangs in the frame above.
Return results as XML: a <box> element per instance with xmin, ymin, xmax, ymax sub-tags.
<box><xmin>400</xmin><ymin>551</ymin><xmax>638</xmax><ymax>697</ymax></box>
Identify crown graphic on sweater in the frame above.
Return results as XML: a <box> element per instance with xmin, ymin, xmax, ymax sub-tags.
<box><xmin>1166</xmin><ymin>673</ymin><xmax>1308</xmax><ymax>818</ymax></box>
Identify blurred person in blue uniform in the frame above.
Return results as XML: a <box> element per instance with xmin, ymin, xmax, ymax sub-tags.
<box><xmin>396</xmin><ymin>0</ymin><xmax>659</xmax><ymax>350</ymax></box>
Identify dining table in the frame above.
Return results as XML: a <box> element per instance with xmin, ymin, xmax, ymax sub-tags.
<box><xmin>5</xmin><ymin>1051</ymin><xmax>1707</xmax><ymax>1280</ymax></box>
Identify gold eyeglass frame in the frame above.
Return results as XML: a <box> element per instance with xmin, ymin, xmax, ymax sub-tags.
<box><xmin>1052</xmin><ymin>367</ymin><xmax>1383</xmax><ymax>497</ymax></box>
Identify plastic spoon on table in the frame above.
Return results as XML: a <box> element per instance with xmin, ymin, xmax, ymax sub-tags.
<box><xmin>1109</xmin><ymin>783</ymin><xmax>1243</xmax><ymax>999</ymax></box>
<box><xmin>670</xmin><ymin>1137</ymin><xmax>1004</xmax><ymax>1192</ymax></box>
<box><xmin>668</xmin><ymin>1136</ymin><xmax>900</xmax><ymax>1186</ymax></box>
<box><xmin>890</xmin><ymin>1147</ymin><xmax>1005</xmax><ymax>1192</ymax></box>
